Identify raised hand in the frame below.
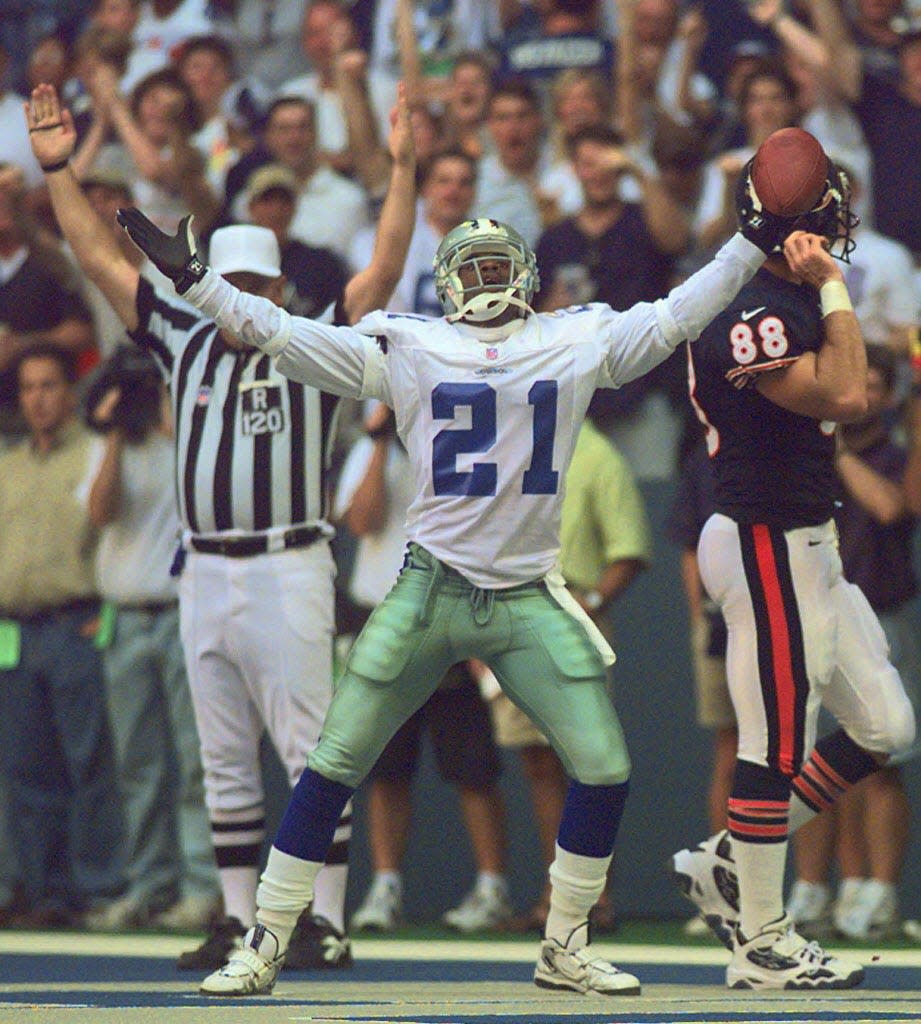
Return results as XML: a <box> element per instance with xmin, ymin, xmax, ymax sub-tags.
<box><xmin>677</xmin><ymin>6</ymin><xmax>708</xmax><ymax>55</ymax></box>
<box><xmin>115</xmin><ymin>208</ymin><xmax>207</xmax><ymax>294</ymax></box>
<box><xmin>85</xmin><ymin>61</ymin><xmax>120</xmax><ymax>113</ymax></box>
<box><xmin>25</xmin><ymin>83</ymin><xmax>77</xmax><ymax>171</ymax></box>
<box><xmin>744</xmin><ymin>0</ymin><xmax>784</xmax><ymax>28</ymax></box>
<box><xmin>783</xmin><ymin>230</ymin><xmax>843</xmax><ymax>288</ymax></box>
<box><xmin>387</xmin><ymin>82</ymin><xmax>415</xmax><ymax>170</ymax></box>
<box><xmin>718</xmin><ymin>153</ymin><xmax>745</xmax><ymax>182</ymax></box>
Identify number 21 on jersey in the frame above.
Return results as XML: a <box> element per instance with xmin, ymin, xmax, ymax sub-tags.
<box><xmin>431</xmin><ymin>381</ymin><xmax>559</xmax><ymax>496</ymax></box>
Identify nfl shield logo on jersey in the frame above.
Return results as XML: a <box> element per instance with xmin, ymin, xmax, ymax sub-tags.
<box><xmin>485</xmin><ymin>347</ymin><xmax>499</xmax><ymax>361</ymax></box>
<box><xmin>196</xmin><ymin>385</ymin><xmax>212</xmax><ymax>407</ymax></box>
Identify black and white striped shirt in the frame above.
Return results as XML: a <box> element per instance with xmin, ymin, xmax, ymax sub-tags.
<box><xmin>130</xmin><ymin>278</ymin><xmax>340</xmax><ymax>535</ymax></box>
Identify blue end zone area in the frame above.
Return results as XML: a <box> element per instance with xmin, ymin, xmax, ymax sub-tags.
<box><xmin>0</xmin><ymin>946</ymin><xmax>917</xmax><ymax>995</ymax></box>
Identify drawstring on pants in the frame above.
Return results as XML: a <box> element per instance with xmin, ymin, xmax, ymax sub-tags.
<box><xmin>418</xmin><ymin>558</ymin><xmax>443</xmax><ymax>626</ymax></box>
<box><xmin>409</xmin><ymin>544</ymin><xmax>496</xmax><ymax>627</ymax></box>
<box><xmin>470</xmin><ymin>587</ymin><xmax>495</xmax><ymax>626</ymax></box>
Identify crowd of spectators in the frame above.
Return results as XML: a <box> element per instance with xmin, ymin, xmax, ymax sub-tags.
<box><xmin>0</xmin><ymin>0</ymin><xmax>920</xmax><ymax>939</ymax></box>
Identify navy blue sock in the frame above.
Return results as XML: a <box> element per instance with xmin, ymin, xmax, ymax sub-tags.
<box><xmin>273</xmin><ymin>767</ymin><xmax>354</xmax><ymax>862</ymax></box>
<box><xmin>557</xmin><ymin>779</ymin><xmax>629</xmax><ymax>858</ymax></box>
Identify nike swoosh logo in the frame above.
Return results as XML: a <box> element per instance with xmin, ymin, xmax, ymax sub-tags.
<box><xmin>807</xmin><ymin>540</ymin><xmax>822</xmax><ymax>546</ymax></box>
<box><xmin>740</xmin><ymin>307</ymin><xmax>766</xmax><ymax>321</ymax></box>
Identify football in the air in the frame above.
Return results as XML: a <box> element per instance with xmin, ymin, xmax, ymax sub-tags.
<box><xmin>750</xmin><ymin>127</ymin><xmax>828</xmax><ymax>217</ymax></box>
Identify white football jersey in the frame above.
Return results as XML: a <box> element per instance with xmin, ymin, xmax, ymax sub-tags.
<box><xmin>186</xmin><ymin>234</ymin><xmax>765</xmax><ymax>586</ymax></box>
<box><xmin>341</xmin><ymin>306</ymin><xmax>664</xmax><ymax>587</ymax></box>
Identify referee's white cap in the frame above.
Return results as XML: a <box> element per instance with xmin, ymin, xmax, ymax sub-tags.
<box><xmin>209</xmin><ymin>225</ymin><xmax>282</xmax><ymax>279</ymax></box>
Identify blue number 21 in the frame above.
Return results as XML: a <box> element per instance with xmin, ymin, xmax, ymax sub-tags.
<box><xmin>431</xmin><ymin>381</ymin><xmax>559</xmax><ymax>496</ymax></box>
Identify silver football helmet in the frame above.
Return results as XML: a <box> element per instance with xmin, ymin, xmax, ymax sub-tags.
<box><xmin>433</xmin><ymin>218</ymin><xmax>539</xmax><ymax>323</ymax></box>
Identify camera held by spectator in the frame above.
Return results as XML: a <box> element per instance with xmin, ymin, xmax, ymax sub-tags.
<box><xmin>84</xmin><ymin>345</ymin><xmax>163</xmax><ymax>442</ymax></box>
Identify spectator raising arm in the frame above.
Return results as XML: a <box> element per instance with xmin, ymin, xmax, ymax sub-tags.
<box><xmin>674</xmin><ymin>7</ymin><xmax>717</xmax><ymax>130</ymax></box>
<box><xmin>746</xmin><ymin>0</ymin><xmax>831</xmax><ymax>75</ymax></box>
<box><xmin>394</xmin><ymin>0</ymin><xmax>424</xmax><ymax>109</ymax></box>
<box><xmin>90</xmin><ymin>63</ymin><xmax>221</xmax><ymax>231</ymax></box>
<box><xmin>336</xmin><ymin>46</ymin><xmax>390</xmax><ymax>197</ymax></box>
<box><xmin>807</xmin><ymin>0</ymin><xmax>863</xmax><ymax>101</ymax></box>
<box><xmin>905</xmin><ymin>380</ymin><xmax>921</xmax><ymax>517</ymax></box>
<box><xmin>614</xmin><ymin>0</ymin><xmax>642</xmax><ymax>145</ymax></box>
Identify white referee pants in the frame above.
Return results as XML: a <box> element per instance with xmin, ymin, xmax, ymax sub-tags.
<box><xmin>698</xmin><ymin>514</ymin><xmax>915</xmax><ymax>774</ymax></box>
<box><xmin>179</xmin><ymin>541</ymin><xmax>336</xmax><ymax>814</ymax></box>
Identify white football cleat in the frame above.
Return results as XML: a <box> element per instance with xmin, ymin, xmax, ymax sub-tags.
<box><xmin>199</xmin><ymin>923</ymin><xmax>284</xmax><ymax>996</ymax></box>
<box><xmin>727</xmin><ymin>914</ymin><xmax>864</xmax><ymax>990</ymax></box>
<box><xmin>534</xmin><ymin>921</ymin><xmax>641</xmax><ymax>996</ymax></box>
<box><xmin>669</xmin><ymin>830</ymin><xmax>739</xmax><ymax>949</ymax></box>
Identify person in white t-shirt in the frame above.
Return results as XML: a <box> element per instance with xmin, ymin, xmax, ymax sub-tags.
<box><xmin>80</xmin><ymin>346</ymin><xmax>221</xmax><ymax>933</ymax></box>
<box><xmin>474</xmin><ymin>79</ymin><xmax>550</xmax><ymax>249</ymax></box>
<box><xmin>278</xmin><ymin>0</ymin><xmax>398</xmax><ymax>179</ymax></box>
<box><xmin>122</xmin><ymin>0</ymin><xmax>215</xmax><ymax>92</ymax></box>
<box><xmin>258</xmin><ymin>96</ymin><xmax>370</xmax><ymax>259</ymax></box>
<box><xmin>177</xmin><ymin>34</ymin><xmax>249</xmax><ymax>199</ymax></box>
<box><xmin>840</xmin><ymin>182</ymin><xmax>919</xmax><ymax>355</ymax></box>
<box><xmin>0</xmin><ymin>47</ymin><xmax>44</xmax><ymax>191</ymax></box>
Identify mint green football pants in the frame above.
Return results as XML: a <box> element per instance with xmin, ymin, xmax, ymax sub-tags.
<box><xmin>308</xmin><ymin>544</ymin><xmax>631</xmax><ymax>788</ymax></box>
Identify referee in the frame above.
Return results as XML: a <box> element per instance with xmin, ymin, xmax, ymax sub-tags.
<box><xmin>27</xmin><ymin>82</ymin><xmax>417</xmax><ymax>969</ymax></box>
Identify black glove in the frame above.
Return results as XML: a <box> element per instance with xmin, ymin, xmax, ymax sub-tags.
<box><xmin>734</xmin><ymin>160</ymin><xmax>793</xmax><ymax>256</ymax></box>
<box><xmin>116</xmin><ymin>208</ymin><xmax>207</xmax><ymax>294</ymax></box>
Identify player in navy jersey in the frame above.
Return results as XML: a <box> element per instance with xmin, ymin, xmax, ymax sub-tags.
<box><xmin>671</xmin><ymin>149</ymin><xmax>916</xmax><ymax>989</ymax></box>
<box><xmin>691</xmin><ymin>267</ymin><xmax>836</xmax><ymax>526</ymax></box>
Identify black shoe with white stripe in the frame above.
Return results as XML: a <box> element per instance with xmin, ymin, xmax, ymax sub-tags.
<box><xmin>176</xmin><ymin>915</ymin><xmax>245</xmax><ymax>970</ymax></box>
<box><xmin>283</xmin><ymin>912</ymin><xmax>353</xmax><ymax>969</ymax></box>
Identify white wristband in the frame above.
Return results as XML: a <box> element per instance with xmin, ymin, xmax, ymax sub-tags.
<box><xmin>820</xmin><ymin>280</ymin><xmax>853</xmax><ymax>317</ymax></box>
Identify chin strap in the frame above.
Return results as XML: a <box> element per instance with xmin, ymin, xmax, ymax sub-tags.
<box><xmin>445</xmin><ymin>271</ymin><xmax>536</xmax><ymax>324</ymax></box>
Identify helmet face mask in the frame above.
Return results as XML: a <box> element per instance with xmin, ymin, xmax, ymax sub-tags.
<box><xmin>736</xmin><ymin>157</ymin><xmax>859</xmax><ymax>262</ymax></box>
<box><xmin>434</xmin><ymin>218</ymin><xmax>540</xmax><ymax>323</ymax></box>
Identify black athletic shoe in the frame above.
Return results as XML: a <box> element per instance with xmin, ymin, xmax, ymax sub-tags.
<box><xmin>283</xmin><ymin>912</ymin><xmax>353</xmax><ymax>970</ymax></box>
<box><xmin>176</xmin><ymin>914</ymin><xmax>246</xmax><ymax>971</ymax></box>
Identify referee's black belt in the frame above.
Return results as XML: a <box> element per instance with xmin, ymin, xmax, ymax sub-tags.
<box><xmin>190</xmin><ymin>526</ymin><xmax>324</xmax><ymax>558</ymax></box>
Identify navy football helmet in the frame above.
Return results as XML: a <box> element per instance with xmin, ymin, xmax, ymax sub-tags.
<box><xmin>735</xmin><ymin>156</ymin><xmax>858</xmax><ymax>261</ymax></box>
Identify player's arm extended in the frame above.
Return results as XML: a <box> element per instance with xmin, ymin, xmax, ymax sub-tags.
<box><xmin>755</xmin><ymin>232</ymin><xmax>867</xmax><ymax>422</ymax></box>
<box><xmin>26</xmin><ymin>84</ymin><xmax>140</xmax><ymax>331</ymax></box>
<box><xmin>599</xmin><ymin>232</ymin><xmax>765</xmax><ymax>386</ymax></box>
<box><xmin>114</xmin><ymin>199</ymin><xmax>389</xmax><ymax>399</ymax></box>
<box><xmin>183</xmin><ymin>268</ymin><xmax>388</xmax><ymax>401</ymax></box>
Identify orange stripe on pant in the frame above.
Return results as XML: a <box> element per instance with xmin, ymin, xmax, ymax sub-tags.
<box><xmin>752</xmin><ymin>524</ymin><xmax>797</xmax><ymax>776</ymax></box>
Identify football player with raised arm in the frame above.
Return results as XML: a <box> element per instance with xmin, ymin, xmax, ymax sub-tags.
<box><xmin>102</xmin><ymin>100</ymin><xmax>809</xmax><ymax>996</ymax></box>
<box><xmin>669</xmin><ymin>146</ymin><xmax>915</xmax><ymax>990</ymax></box>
